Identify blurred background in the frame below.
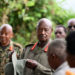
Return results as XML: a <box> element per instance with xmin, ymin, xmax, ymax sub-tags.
<box><xmin>0</xmin><ymin>0</ymin><xmax>75</xmax><ymax>46</ymax></box>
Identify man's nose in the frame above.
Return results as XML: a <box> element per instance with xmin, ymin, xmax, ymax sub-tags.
<box><xmin>56</xmin><ymin>33</ymin><xmax>60</xmax><ymax>37</ymax></box>
<box><xmin>41</xmin><ymin>30</ymin><xmax>45</xmax><ymax>34</ymax></box>
<box><xmin>2</xmin><ymin>34</ymin><xmax>5</xmax><ymax>37</ymax></box>
<box><xmin>71</xmin><ymin>26</ymin><xmax>75</xmax><ymax>30</ymax></box>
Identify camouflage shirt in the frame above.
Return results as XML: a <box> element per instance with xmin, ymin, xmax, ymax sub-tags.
<box><xmin>0</xmin><ymin>41</ymin><xmax>23</xmax><ymax>75</ymax></box>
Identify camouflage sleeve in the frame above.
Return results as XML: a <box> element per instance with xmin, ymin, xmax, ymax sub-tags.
<box><xmin>13</xmin><ymin>42</ymin><xmax>23</xmax><ymax>59</ymax></box>
<box><xmin>17</xmin><ymin>46</ymin><xmax>23</xmax><ymax>59</ymax></box>
<box><xmin>19</xmin><ymin>46</ymin><xmax>23</xmax><ymax>59</ymax></box>
<box><xmin>35</xmin><ymin>63</ymin><xmax>53</xmax><ymax>75</ymax></box>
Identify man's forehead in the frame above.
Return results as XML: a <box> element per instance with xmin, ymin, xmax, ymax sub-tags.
<box><xmin>0</xmin><ymin>28</ymin><xmax>12</xmax><ymax>34</ymax></box>
<box><xmin>56</xmin><ymin>27</ymin><xmax>64</xmax><ymax>31</ymax></box>
<box><xmin>39</xmin><ymin>23</ymin><xmax>51</xmax><ymax>28</ymax></box>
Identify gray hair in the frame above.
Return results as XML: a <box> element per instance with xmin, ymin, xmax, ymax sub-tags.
<box><xmin>48</xmin><ymin>39</ymin><xmax>66</xmax><ymax>60</ymax></box>
<box><xmin>0</xmin><ymin>24</ymin><xmax>13</xmax><ymax>32</ymax></box>
<box><xmin>68</xmin><ymin>18</ymin><xmax>75</xmax><ymax>26</ymax></box>
<box><xmin>37</xmin><ymin>18</ymin><xmax>52</xmax><ymax>28</ymax></box>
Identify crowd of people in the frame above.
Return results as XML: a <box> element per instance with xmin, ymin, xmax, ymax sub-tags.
<box><xmin>0</xmin><ymin>18</ymin><xmax>75</xmax><ymax>75</ymax></box>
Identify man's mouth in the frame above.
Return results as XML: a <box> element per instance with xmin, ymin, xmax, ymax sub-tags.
<box><xmin>40</xmin><ymin>36</ymin><xmax>46</xmax><ymax>39</ymax></box>
<box><xmin>1</xmin><ymin>39</ymin><xmax>6</xmax><ymax>42</ymax></box>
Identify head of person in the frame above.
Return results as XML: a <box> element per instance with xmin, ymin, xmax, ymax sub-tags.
<box><xmin>66</xmin><ymin>31</ymin><xmax>75</xmax><ymax>67</ymax></box>
<box><xmin>55</xmin><ymin>25</ymin><xmax>67</xmax><ymax>39</ymax></box>
<box><xmin>47</xmin><ymin>39</ymin><xmax>66</xmax><ymax>70</ymax></box>
<box><xmin>68</xmin><ymin>18</ymin><xmax>75</xmax><ymax>32</ymax></box>
<box><xmin>0</xmin><ymin>24</ymin><xmax>13</xmax><ymax>46</ymax></box>
<box><xmin>36</xmin><ymin>18</ymin><xmax>53</xmax><ymax>43</ymax></box>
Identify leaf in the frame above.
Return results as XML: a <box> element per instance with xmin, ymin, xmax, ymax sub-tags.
<box><xmin>25</xmin><ymin>1</ymin><xmax>35</xmax><ymax>7</ymax></box>
<box><xmin>35</xmin><ymin>13</ymin><xmax>41</xmax><ymax>17</ymax></box>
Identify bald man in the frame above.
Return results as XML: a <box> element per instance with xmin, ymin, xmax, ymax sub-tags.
<box><xmin>21</xmin><ymin>18</ymin><xmax>53</xmax><ymax>75</ymax></box>
<box><xmin>0</xmin><ymin>24</ymin><xmax>23</xmax><ymax>75</ymax></box>
<box><xmin>47</xmin><ymin>39</ymin><xmax>68</xmax><ymax>75</ymax></box>
<box><xmin>68</xmin><ymin>18</ymin><xmax>75</xmax><ymax>32</ymax></box>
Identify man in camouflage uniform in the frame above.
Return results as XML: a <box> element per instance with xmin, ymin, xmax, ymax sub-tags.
<box><xmin>21</xmin><ymin>18</ymin><xmax>53</xmax><ymax>75</ymax></box>
<box><xmin>0</xmin><ymin>24</ymin><xmax>23</xmax><ymax>75</ymax></box>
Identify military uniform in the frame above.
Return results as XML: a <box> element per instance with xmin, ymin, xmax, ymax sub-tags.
<box><xmin>21</xmin><ymin>40</ymin><xmax>53</xmax><ymax>75</ymax></box>
<box><xmin>4</xmin><ymin>59</ymin><xmax>53</xmax><ymax>75</ymax></box>
<box><xmin>0</xmin><ymin>41</ymin><xmax>23</xmax><ymax>75</ymax></box>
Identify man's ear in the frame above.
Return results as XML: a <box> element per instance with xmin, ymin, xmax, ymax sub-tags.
<box><xmin>51</xmin><ymin>28</ymin><xmax>53</xmax><ymax>32</ymax></box>
<box><xmin>10</xmin><ymin>33</ymin><xmax>14</xmax><ymax>38</ymax></box>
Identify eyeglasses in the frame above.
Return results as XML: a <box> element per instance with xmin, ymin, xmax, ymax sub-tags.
<box><xmin>68</xmin><ymin>25</ymin><xmax>75</xmax><ymax>29</ymax></box>
<box><xmin>55</xmin><ymin>32</ymin><xmax>62</xmax><ymax>34</ymax></box>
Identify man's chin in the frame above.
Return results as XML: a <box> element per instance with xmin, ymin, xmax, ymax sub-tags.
<box><xmin>40</xmin><ymin>39</ymin><xmax>47</xmax><ymax>42</ymax></box>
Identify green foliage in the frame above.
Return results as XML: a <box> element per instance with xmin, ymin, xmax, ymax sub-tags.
<box><xmin>0</xmin><ymin>0</ymin><xmax>75</xmax><ymax>46</ymax></box>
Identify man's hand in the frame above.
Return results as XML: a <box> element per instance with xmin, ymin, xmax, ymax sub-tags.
<box><xmin>26</xmin><ymin>59</ymin><xmax>38</xmax><ymax>70</ymax></box>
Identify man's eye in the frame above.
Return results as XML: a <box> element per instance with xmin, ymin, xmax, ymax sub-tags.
<box><xmin>5</xmin><ymin>33</ymin><xmax>8</xmax><ymax>35</ymax></box>
<box><xmin>0</xmin><ymin>33</ymin><xmax>3</xmax><ymax>35</ymax></box>
<box><xmin>45</xmin><ymin>29</ymin><xmax>48</xmax><ymax>31</ymax></box>
<box><xmin>39</xmin><ymin>30</ymin><xmax>42</xmax><ymax>32</ymax></box>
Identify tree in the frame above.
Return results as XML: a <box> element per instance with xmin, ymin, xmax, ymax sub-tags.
<box><xmin>0</xmin><ymin>0</ymin><xmax>75</xmax><ymax>46</ymax></box>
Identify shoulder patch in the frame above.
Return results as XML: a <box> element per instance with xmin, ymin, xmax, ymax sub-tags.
<box><xmin>25</xmin><ymin>44</ymin><xmax>34</xmax><ymax>48</ymax></box>
<box><xmin>13</xmin><ymin>42</ymin><xmax>23</xmax><ymax>49</ymax></box>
